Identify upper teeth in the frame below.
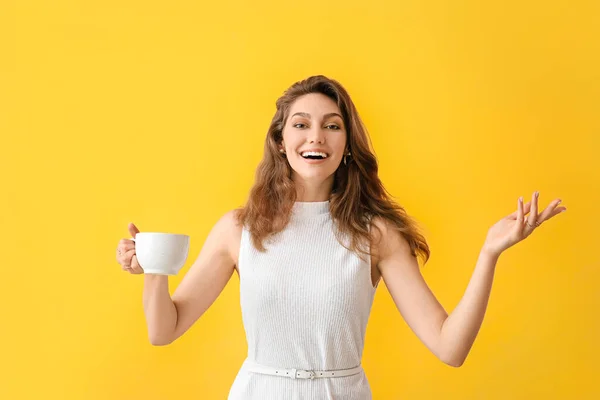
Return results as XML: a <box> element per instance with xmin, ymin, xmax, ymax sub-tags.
<box><xmin>301</xmin><ymin>151</ymin><xmax>328</xmax><ymax>158</ymax></box>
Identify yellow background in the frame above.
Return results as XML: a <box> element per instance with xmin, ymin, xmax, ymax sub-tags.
<box><xmin>1</xmin><ymin>0</ymin><xmax>598</xmax><ymax>399</ymax></box>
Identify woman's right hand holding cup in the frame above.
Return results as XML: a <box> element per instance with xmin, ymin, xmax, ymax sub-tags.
<box><xmin>116</xmin><ymin>223</ymin><xmax>144</xmax><ymax>274</ymax></box>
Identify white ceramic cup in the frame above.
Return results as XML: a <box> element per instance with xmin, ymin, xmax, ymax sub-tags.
<box><xmin>131</xmin><ymin>232</ymin><xmax>190</xmax><ymax>276</ymax></box>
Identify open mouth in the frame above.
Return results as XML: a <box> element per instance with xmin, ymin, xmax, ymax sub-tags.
<box><xmin>300</xmin><ymin>151</ymin><xmax>329</xmax><ymax>160</ymax></box>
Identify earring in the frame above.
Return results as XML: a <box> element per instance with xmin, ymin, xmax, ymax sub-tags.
<box><xmin>343</xmin><ymin>151</ymin><xmax>351</xmax><ymax>166</ymax></box>
<box><xmin>279</xmin><ymin>148</ymin><xmax>286</xmax><ymax>155</ymax></box>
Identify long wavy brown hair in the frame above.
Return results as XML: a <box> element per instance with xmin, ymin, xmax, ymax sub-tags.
<box><xmin>236</xmin><ymin>75</ymin><xmax>430</xmax><ymax>265</ymax></box>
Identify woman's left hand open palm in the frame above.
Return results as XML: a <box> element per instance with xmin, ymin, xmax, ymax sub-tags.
<box><xmin>483</xmin><ymin>191</ymin><xmax>567</xmax><ymax>257</ymax></box>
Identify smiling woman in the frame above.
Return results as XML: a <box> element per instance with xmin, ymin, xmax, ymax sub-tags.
<box><xmin>239</xmin><ymin>76</ymin><xmax>430</xmax><ymax>263</ymax></box>
<box><xmin>116</xmin><ymin>75</ymin><xmax>567</xmax><ymax>400</ymax></box>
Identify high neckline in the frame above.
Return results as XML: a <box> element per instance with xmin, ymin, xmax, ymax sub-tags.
<box><xmin>292</xmin><ymin>200</ymin><xmax>330</xmax><ymax>217</ymax></box>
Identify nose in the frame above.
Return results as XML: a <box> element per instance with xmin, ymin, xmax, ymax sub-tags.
<box><xmin>307</xmin><ymin>126</ymin><xmax>326</xmax><ymax>144</ymax></box>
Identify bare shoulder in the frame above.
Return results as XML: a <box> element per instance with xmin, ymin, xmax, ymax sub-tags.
<box><xmin>218</xmin><ymin>208</ymin><xmax>243</xmax><ymax>269</ymax></box>
<box><xmin>370</xmin><ymin>215</ymin><xmax>413</xmax><ymax>268</ymax></box>
<box><xmin>167</xmin><ymin>209</ymin><xmax>244</xmax><ymax>342</ymax></box>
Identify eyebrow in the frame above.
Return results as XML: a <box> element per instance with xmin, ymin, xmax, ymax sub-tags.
<box><xmin>291</xmin><ymin>112</ymin><xmax>343</xmax><ymax>120</ymax></box>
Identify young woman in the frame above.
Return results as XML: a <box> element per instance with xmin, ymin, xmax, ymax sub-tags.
<box><xmin>116</xmin><ymin>75</ymin><xmax>566</xmax><ymax>399</ymax></box>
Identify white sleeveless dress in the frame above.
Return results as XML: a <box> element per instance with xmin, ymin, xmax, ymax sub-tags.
<box><xmin>228</xmin><ymin>200</ymin><xmax>377</xmax><ymax>400</ymax></box>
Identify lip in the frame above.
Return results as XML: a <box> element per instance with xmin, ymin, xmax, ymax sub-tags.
<box><xmin>301</xmin><ymin>156</ymin><xmax>328</xmax><ymax>164</ymax></box>
<box><xmin>299</xmin><ymin>148</ymin><xmax>329</xmax><ymax>156</ymax></box>
<box><xmin>298</xmin><ymin>148</ymin><xmax>330</xmax><ymax>165</ymax></box>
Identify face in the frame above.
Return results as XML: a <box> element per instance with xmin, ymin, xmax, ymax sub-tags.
<box><xmin>280</xmin><ymin>93</ymin><xmax>348</xmax><ymax>188</ymax></box>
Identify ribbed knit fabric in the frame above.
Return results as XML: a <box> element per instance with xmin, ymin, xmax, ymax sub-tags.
<box><xmin>228</xmin><ymin>200</ymin><xmax>377</xmax><ymax>400</ymax></box>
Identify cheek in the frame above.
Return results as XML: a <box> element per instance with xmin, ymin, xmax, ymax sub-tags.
<box><xmin>281</xmin><ymin>131</ymin><xmax>296</xmax><ymax>148</ymax></box>
<box><xmin>333</xmin><ymin>136</ymin><xmax>347</xmax><ymax>154</ymax></box>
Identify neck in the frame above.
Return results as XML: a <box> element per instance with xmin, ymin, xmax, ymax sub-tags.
<box><xmin>293</xmin><ymin>176</ymin><xmax>334</xmax><ymax>202</ymax></box>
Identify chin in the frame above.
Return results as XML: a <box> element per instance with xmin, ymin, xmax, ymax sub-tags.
<box><xmin>292</xmin><ymin>169</ymin><xmax>335</xmax><ymax>182</ymax></box>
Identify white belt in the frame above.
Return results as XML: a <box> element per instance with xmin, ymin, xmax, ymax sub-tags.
<box><xmin>247</xmin><ymin>362</ymin><xmax>363</xmax><ymax>380</ymax></box>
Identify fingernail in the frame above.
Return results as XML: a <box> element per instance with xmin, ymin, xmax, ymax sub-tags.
<box><xmin>535</xmin><ymin>191</ymin><xmax>539</xmax><ymax>197</ymax></box>
<box><xmin>557</xmin><ymin>199</ymin><xmax>562</xmax><ymax>203</ymax></box>
<box><xmin>519</xmin><ymin>196</ymin><xmax>523</xmax><ymax>203</ymax></box>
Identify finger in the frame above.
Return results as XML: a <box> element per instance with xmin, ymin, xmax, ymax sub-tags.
<box><xmin>128</xmin><ymin>223</ymin><xmax>140</xmax><ymax>239</ymax></box>
<box><xmin>507</xmin><ymin>200</ymin><xmax>531</xmax><ymax>219</ymax></box>
<box><xmin>116</xmin><ymin>242</ymin><xmax>135</xmax><ymax>261</ymax></box>
<box><xmin>120</xmin><ymin>248</ymin><xmax>136</xmax><ymax>268</ymax></box>
<box><xmin>536</xmin><ymin>198</ymin><xmax>563</xmax><ymax>224</ymax></box>
<box><xmin>516</xmin><ymin>196</ymin><xmax>524</xmax><ymax>225</ymax></box>
<box><xmin>543</xmin><ymin>204</ymin><xmax>568</xmax><ymax>222</ymax></box>
<box><xmin>119</xmin><ymin>248</ymin><xmax>135</xmax><ymax>267</ymax></box>
<box><xmin>129</xmin><ymin>254</ymin><xmax>144</xmax><ymax>274</ymax></box>
<box><xmin>119</xmin><ymin>238</ymin><xmax>136</xmax><ymax>245</ymax></box>
<box><xmin>527</xmin><ymin>191</ymin><xmax>539</xmax><ymax>227</ymax></box>
<box><xmin>118</xmin><ymin>240</ymin><xmax>135</xmax><ymax>251</ymax></box>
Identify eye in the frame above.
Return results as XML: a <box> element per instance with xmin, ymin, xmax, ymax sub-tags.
<box><xmin>293</xmin><ymin>123</ymin><xmax>307</xmax><ymax>129</ymax></box>
<box><xmin>326</xmin><ymin>124</ymin><xmax>341</xmax><ymax>130</ymax></box>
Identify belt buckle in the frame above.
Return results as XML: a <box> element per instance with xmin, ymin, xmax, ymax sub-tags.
<box><xmin>298</xmin><ymin>369</ymin><xmax>315</xmax><ymax>380</ymax></box>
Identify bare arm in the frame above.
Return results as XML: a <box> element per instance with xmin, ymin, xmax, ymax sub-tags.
<box><xmin>143</xmin><ymin>210</ymin><xmax>239</xmax><ymax>345</ymax></box>
<box><xmin>374</xmin><ymin>217</ymin><xmax>498</xmax><ymax>367</ymax></box>
<box><xmin>437</xmin><ymin>250</ymin><xmax>498</xmax><ymax>367</ymax></box>
<box><xmin>377</xmin><ymin>193</ymin><xmax>565</xmax><ymax>367</ymax></box>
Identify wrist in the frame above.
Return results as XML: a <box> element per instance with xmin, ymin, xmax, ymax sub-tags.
<box><xmin>144</xmin><ymin>273</ymin><xmax>169</xmax><ymax>286</ymax></box>
<box><xmin>480</xmin><ymin>246</ymin><xmax>501</xmax><ymax>262</ymax></box>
